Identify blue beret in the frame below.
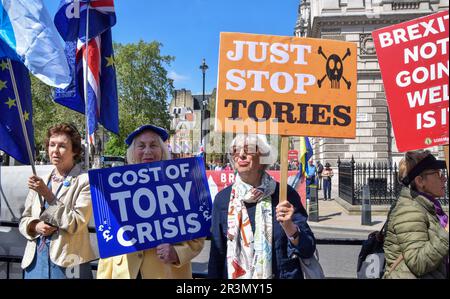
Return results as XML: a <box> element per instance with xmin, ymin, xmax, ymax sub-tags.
<box><xmin>125</xmin><ymin>124</ymin><xmax>169</xmax><ymax>146</ymax></box>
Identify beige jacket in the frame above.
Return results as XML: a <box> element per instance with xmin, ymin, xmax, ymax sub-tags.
<box><xmin>96</xmin><ymin>238</ymin><xmax>205</xmax><ymax>279</ymax></box>
<box><xmin>19</xmin><ymin>164</ymin><xmax>97</xmax><ymax>269</ymax></box>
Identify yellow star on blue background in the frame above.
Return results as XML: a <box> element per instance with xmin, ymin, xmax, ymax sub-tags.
<box><xmin>0</xmin><ymin>58</ymin><xmax>35</xmax><ymax>165</ymax></box>
<box><xmin>105</xmin><ymin>55</ymin><xmax>115</xmax><ymax>67</ymax></box>
<box><xmin>5</xmin><ymin>97</ymin><xmax>16</xmax><ymax>109</ymax></box>
<box><xmin>0</xmin><ymin>60</ymin><xmax>9</xmax><ymax>71</ymax></box>
<box><xmin>0</xmin><ymin>80</ymin><xmax>7</xmax><ymax>91</ymax></box>
<box><xmin>23</xmin><ymin>111</ymin><xmax>30</xmax><ymax>121</ymax></box>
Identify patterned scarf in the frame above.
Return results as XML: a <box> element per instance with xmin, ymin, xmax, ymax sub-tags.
<box><xmin>226</xmin><ymin>173</ymin><xmax>276</xmax><ymax>279</ymax></box>
<box><xmin>418</xmin><ymin>191</ymin><xmax>449</xmax><ymax>276</ymax></box>
<box><xmin>418</xmin><ymin>191</ymin><xmax>449</xmax><ymax>228</ymax></box>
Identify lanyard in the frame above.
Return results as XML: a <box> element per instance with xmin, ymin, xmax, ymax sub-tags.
<box><xmin>39</xmin><ymin>174</ymin><xmax>66</xmax><ymax>215</ymax></box>
<box><xmin>38</xmin><ymin>175</ymin><xmax>67</xmax><ymax>253</ymax></box>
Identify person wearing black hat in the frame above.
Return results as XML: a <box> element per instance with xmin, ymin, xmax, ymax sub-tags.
<box><xmin>321</xmin><ymin>162</ymin><xmax>333</xmax><ymax>201</ymax></box>
<box><xmin>96</xmin><ymin>125</ymin><xmax>205</xmax><ymax>279</ymax></box>
<box><xmin>383</xmin><ymin>150</ymin><xmax>448</xmax><ymax>279</ymax></box>
<box><xmin>316</xmin><ymin>161</ymin><xmax>324</xmax><ymax>190</ymax></box>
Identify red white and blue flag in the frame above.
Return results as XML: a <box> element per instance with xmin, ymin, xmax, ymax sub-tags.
<box><xmin>196</xmin><ymin>140</ymin><xmax>205</xmax><ymax>158</ymax></box>
<box><xmin>54</xmin><ymin>0</ymin><xmax>118</xmax><ymax>145</ymax></box>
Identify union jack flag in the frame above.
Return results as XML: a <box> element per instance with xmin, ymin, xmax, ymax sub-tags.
<box><xmin>54</xmin><ymin>0</ymin><xmax>118</xmax><ymax>145</ymax></box>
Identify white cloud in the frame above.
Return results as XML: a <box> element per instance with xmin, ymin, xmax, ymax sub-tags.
<box><xmin>168</xmin><ymin>71</ymin><xmax>189</xmax><ymax>82</ymax></box>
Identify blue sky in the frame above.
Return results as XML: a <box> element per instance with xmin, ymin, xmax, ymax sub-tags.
<box><xmin>44</xmin><ymin>0</ymin><xmax>301</xmax><ymax>95</ymax></box>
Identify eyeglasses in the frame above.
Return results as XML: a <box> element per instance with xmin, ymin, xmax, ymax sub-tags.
<box><xmin>421</xmin><ymin>170</ymin><xmax>445</xmax><ymax>179</ymax></box>
<box><xmin>231</xmin><ymin>145</ymin><xmax>259</xmax><ymax>157</ymax></box>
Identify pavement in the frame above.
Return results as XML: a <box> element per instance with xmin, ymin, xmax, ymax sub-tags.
<box><xmin>306</xmin><ymin>189</ymin><xmax>387</xmax><ymax>235</ymax></box>
<box><xmin>191</xmin><ymin>189</ymin><xmax>388</xmax><ymax>276</ymax></box>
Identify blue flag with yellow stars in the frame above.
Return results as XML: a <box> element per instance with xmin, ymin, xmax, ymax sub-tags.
<box><xmin>0</xmin><ymin>59</ymin><xmax>35</xmax><ymax>165</ymax></box>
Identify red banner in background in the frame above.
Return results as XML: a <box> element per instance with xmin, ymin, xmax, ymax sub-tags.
<box><xmin>206</xmin><ymin>170</ymin><xmax>306</xmax><ymax>208</ymax></box>
<box><xmin>288</xmin><ymin>150</ymin><xmax>299</xmax><ymax>162</ymax></box>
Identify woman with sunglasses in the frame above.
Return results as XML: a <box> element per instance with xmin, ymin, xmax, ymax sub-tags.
<box><xmin>383</xmin><ymin>150</ymin><xmax>448</xmax><ymax>279</ymax></box>
<box><xmin>208</xmin><ymin>134</ymin><xmax>316</xmax><ymax>279</ymax></box>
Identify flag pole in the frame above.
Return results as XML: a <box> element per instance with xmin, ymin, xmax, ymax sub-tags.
<box><xmin>83</xmin><ymin>2</ymin><xmax>91</xmax><ymax>170</ymax></box>
<box><xmin>6</xmin><ymin>59</ymin><xmax>37</xmax><ymax>175</ymax></box>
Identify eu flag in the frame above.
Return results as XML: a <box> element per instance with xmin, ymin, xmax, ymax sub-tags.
<box><xmin>53</xmin><ymin>0</ymin><xmax>118</xmax><ymax>144</ymax></box>
<box><xmin>0</xmin><ymin>59</ymin><xmax>35</xmax><ymax>165</ymax></box>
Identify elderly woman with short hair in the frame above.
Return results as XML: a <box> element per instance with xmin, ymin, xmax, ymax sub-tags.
<box><xmin>96</xmin><ymin>124</ymin><xmax>204</xmax><ymax>279</ymax></box>
<box><xmin>208</xmin><ymin>134</ymin><xmax>316</xmax><ymax>279</ymax></box>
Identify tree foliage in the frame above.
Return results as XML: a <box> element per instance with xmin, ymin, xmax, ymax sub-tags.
<box><xmin>104</xmin><ymin>40</ymin><xmax>174</xmax><ymax>155</ymax></box>
<box><xmin>31</xmin><ymin>75</ymin><xmax>83</xmax><ymax>155</ymax></box>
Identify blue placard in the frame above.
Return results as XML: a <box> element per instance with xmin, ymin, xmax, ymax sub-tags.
<box><xmin>88</xmin><ymin>157</ymin><xmax>212</xmax><ymax>259</ymax></box>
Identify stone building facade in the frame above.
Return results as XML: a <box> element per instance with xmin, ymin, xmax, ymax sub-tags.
<box><xmin>294</xmin><ymin>0</ymin><xmax>448</xmax><ymax>166</ymax></box>
<box><xmin>168</xmin><ymin>89</ymin><xmax>211</xmax><ymax>158</ymax></box>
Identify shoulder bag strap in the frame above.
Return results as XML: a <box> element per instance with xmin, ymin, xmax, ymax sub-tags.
<box><xmin>386</xmin><ymin>254</ymin><xmax>404</xmax><ymax>275</ymax></box>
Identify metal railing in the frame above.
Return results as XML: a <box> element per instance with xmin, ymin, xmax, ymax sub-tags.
<box><xmin>0</xmin><ymin>255</ymin><xmax>22</xmax><ymax>279</ymax></box>
<box><xmin>0</xmin><ymin>242</ymin><xmax>365</xmax><ymax>279</ymax></box>
<box><xmin>0</xmin><ymin>221</ymin><xmax>364</xmax><ymax>279</ymax></box>
<box><xmin>338</xmin><ymin>156</ymin><xmax>449</xmax><ymax>206</ymax></box>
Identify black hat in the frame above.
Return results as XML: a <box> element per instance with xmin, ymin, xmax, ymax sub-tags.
<box><xmin>125</xmin><ymin>125</ymin><xmax>169</xmax><ymax>146</ymax></box>
<box><xmin>401</xmin><ymin>154</ymin><xmax>446</xmax><ymax>186</ymax></box>
<box><xmin>325</xmin><ymin>162</ymin><xmax>331</xmax><ymax>168</ymax></box>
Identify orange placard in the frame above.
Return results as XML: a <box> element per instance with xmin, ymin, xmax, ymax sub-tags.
<box><xmin>215</xmin><ymin>32</ymin><xmax>357</xmax><ymax>138</ymax></box>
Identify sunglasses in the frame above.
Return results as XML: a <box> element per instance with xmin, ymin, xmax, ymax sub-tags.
<box><xmin>231</xmin><ymin>145</ymin><xmax>259</xmax><ymax>156</ymax></box>
<box><xmin>421</xmin><ymin>170</ymin><xmax>445</xmax><ymax>179</ymax></box>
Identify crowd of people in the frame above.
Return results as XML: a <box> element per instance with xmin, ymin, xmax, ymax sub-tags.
<box><xmin>206</xmin><ymin>156</ymin><xmax>335</xmax><ymax>202</ymax></box>
<box><xmin>14</xmin><ymin>122</ymin><xmax>449</xmax><ymax>279</ymax></box>
<box><xmin>206</xmin><ymin>162</ymin><xmax>232</xmax><ymax>171</ymax></box>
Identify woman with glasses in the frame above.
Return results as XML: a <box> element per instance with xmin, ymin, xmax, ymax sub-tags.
<box><xmin>383</xmin><ymin>150</ymin><xmax>448</xmax><ymax>279</ymax></box>
<box><xmin>208</xmin><ymin>134</ymin><xmax>316</xmax><ymax>279</ymax></box>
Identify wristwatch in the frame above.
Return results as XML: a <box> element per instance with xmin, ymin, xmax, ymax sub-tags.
<box><xmin>288</xmin><ymin>226</ymin><xmax>300</xmax><ymax>242</ymax></box>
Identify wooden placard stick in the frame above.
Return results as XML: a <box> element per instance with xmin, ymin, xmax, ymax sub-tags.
<box><xmin>279</xmin><ymin>136</ymin><xmax>289</xmax><ymax>202</ymax></box>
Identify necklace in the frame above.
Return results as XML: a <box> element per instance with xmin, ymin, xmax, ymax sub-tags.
<box><xmin>51</xmin><ymin>172</ymin><xmax>65</xmax><ymax>183</ymax></box>
<box><xmin>51</xmin><ymin>168</ymin><xmax>69</xmax><ymax>183</ymax></box>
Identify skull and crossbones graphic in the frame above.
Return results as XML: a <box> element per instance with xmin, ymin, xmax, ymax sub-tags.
<box><xmin>317</xmin><ymin>46</ymin><xmax>352</xmax><ymax>90</ymax></box>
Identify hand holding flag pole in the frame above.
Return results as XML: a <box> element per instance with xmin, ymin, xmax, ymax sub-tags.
<box><xmin>1</xmin><ymin>0</ymin><xmax>73</xmax><ymax>213</ymax></box>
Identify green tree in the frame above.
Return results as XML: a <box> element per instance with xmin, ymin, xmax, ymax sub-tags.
<box><xmin>104</xmin><ymin>40</ymin><xmax>174</xmax><ymax>155</ymax></box>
